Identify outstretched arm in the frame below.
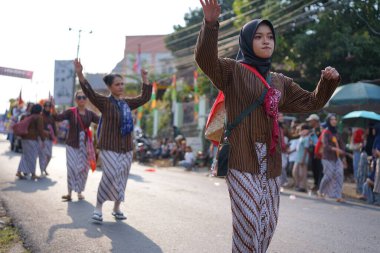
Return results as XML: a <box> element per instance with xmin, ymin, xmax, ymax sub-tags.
<box><xmin>74</xmin><ymin>59</ymin><xmax>107</xmax><ymax>112</ymax></box>
<box><xmin>280</xmin><ymin>67</ymin><xmax>340</xmax><ymax>113</ymax></box>
<box><xmin>124</xmin><ymin>69</ymin><xmax>152</xmax><ymax>110</ymax></box>
<box><xmin>194</xmin><ymin>0</ymin><xmax>233</xmax><ymax>92</ymax></box>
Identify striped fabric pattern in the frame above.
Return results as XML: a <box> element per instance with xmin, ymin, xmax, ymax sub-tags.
<box><xmin>79</xmin><ymin>80</ymin><xmax>152</xmax><ymax>153</ymax></box>
<box><xmin>18</xmin><ymin>140</ymin><xmax>40</xmax><ymax>174</ymax></box>
<box><xmin>96</xmin><ymin>150</ymin><xmax>133</xmax><ymax>204</ymax></box>
<box><xmin>195</xmin><ymin>20</ymin><xmax>339</xmax><ymax>178</ymax></box>
<box><xmin>66</xmin><ymin>135</ymin><xmax>89</xmax><ymax>193</ymax></box>
<box><xmin>373</xmin><ymin>158</ymin><xmax>380</xmax><ymax>194</ymax></box>
<box><xmin>21</xmin><ymin>115</ymin><xmax>47</xmax><ymax>141</ymax></box>
<box><xmin>53</xmin><ymin>109</ymin><xmax>99</xmax><ymax>149</ymax></box>
<box><xmin>42</xmin><ymin>115</ymin><xmax>57</xmax><ymax>140</ymax></box>
<box><xmin>226</xmin><ymin>143</ymin><xmax>280</xmax><ymax>253</ymax></box>
<box><xmin>38</xmin><ymin>139</ymin><xmax>53</xmax><ymax>173</ymax></box>
<box><xmin>319</xmin><ymin>159</ymin><xmax>344</xmax><ymax>198</ymax></box>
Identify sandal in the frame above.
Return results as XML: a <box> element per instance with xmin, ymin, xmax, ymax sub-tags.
<box><xmin>112</xmin><ymin>211</ymin><xmax>127</xmax><ymax>220</ymax></box>
<box><xmin>15</xmin><ymin>172</ymin><xmax>25</xmax><ymax>179</ymax></box>
<box><xmin>31</xmin><ymin>175</ymin><xmax>39</xmax><ymax>180</ymax></box>
<box><xmin>61</xmin><ymin>195</ymin><xmax>72</xmax><ymax>201</ymax></box>
<box><xmin>78</xmin><ymin>194</ymin><xmax>85</xmax><ymax>200</ymax></box>
<box><xmin>92</xmin><ymin>212</ymin><xmax>103</xmax><ymax>222</ymax></box>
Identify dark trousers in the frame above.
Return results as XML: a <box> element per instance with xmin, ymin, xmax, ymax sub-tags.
<box><xmin>311</xmin><ymin>157</ymin><xmax>323</xmax><ymax>188</ymax></box>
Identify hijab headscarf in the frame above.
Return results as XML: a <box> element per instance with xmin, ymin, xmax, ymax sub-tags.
<box><xmin>325</xmin><ymin>114</ymin><xmax>338</xmax><ymax>134</ymax></box>
<box><xmin>237</xmin><ymin>19</ymin><xmax>280</xmax><ymax>155</ymax></box>
<box><xmin>236</xmin><ymin>19</ymin><xmax>276</xmax><ymax>78</ymax></box>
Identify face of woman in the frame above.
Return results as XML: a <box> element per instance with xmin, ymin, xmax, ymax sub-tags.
<box><xmin>75</xmin><ymin>92</ymin><xmax>87</xmax><ymax>107</ymax></box>
<box><xmin>252</xmin><ymin>23</ymin><xmax>274</xmax><ymax>59</ymax></box>
<box><xmin>329</xmin><ymin>116</ymin><xmax>338</xmax><ymax>127</ymax></box>
<box><xmin>109</xmin><ymin>76</ymin><xmax>124</xmax><ymax>97</ymax></box>
<box><xmin>44</xmin><ymin>103</ymin><xmax>51</xmax><ymax>112</ymax></box>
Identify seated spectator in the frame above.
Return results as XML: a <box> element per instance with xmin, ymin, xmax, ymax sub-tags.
<box><xmin>359</xmin><ymin>157</ymin><xmax>380</xmax><ymax>204</ymax></box>
<box><xmin>171</xmin><ymin>139</ymin><xmax>186</xmax><ymax>166</ymax></box>
<box><xmin>152</xmin><ymin>139</ymin><xmax>163</xmax><ymax>159</ymax></box>
<box><xmin>178</xmin><ymin>146</ymin><xmax>195</xmax><ymax>171</ymax></box>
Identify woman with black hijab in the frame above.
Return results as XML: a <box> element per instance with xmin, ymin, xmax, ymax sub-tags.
<box><xmin>195</xmin><ymin>1</ymin><xmax>340</xmax><ymax>252</ymax></box>
<box><xmin>318</xmin><ymin>114</ymin><xmax>346</xmax><ymax>202</ymax></box>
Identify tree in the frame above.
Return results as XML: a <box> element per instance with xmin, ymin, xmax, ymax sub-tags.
<box><xmin>292</xmin><ymin>0</ymin><xmax>380</xmax><ymax>85</ymax></box>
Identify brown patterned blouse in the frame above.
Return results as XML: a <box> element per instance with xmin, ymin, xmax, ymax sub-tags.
<box><xmin>53</xmin><ymin>108</ymin><xmax>99</xmax><ymax>148</ymax></box>
<box><xmin>195</xmin><ymin>20</ymin><xmax>340</xmax><ymax>178</ymax></box>
<box><xmin>79</xmin><ymin>79</ymin><xmax>152</xmax><ymax>153</ymax></box>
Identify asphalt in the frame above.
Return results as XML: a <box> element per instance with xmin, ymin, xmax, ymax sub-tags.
<box><xmin>1</xmin><ymin>135</ymin><xmax>379</xmax><ymax>253</ymax></box>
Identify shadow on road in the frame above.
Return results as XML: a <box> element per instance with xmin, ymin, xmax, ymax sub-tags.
<box><xmin>1</xmin><ymin>149</ymin><xmax>22</xmax><ymax>160</ymax></box>
<box><xmin>2</xmin><ymin>177</ymin><xmax>57</xmax><ymax>193</ymax></box>
<box><xmin>47</xmin><ymin>201</ymin><xmax>163</xmax><ymax>253</ymax></box>
<box><xmin>128</xmin><ymin>173</ymin><xmax>145</xmax><ymax>183</ymax></box>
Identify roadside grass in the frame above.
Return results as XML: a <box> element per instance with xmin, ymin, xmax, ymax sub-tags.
<box><xmin>0</xmin><ymin>224</ymin><xmax>29</xmax><ymax>253</ymax></box>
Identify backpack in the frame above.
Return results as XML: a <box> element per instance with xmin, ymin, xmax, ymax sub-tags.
<box><xmin>314</xmin><ymin>129</ymin><xmax>331</xmax><ymax>159</ymax></box>
<box><xmin>12</xmin><ymin>115</ymin><xmax>35</xmax><ymax>136</ymax></box>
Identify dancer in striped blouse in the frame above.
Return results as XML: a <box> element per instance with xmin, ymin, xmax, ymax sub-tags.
<box><xmin>74</xmin><ymin>59</ymin><xmax>152</xmax><ymax>222</ymax></box>
<box><xmin>38</xmin><ymin>100</ymin><xmax>56</xmax><ymax>176</ymax></box>
<box><xmin>53</xmin><ymin>91</ymin><xmax>99</xmax><ymax>201</ymax></box>
<box><xmin>16</xmin><ymin>104</ymin><xmax>48</xmax><ymax>180</ymax></box>
<box><xmin>196</xmin><ymin>1</ymin><xmax>340</xmax><ymax>252</ymax></box>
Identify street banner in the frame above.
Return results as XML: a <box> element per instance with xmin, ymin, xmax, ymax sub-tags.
<box><xmin>54</xmin><ymin>60</ymin><xmax>75</xmax><ymax>106</ymax></box>
<box><xmin>0</xmin><ymin>66</ymin><xmax>33</xmax><ymax>79</ymax></box>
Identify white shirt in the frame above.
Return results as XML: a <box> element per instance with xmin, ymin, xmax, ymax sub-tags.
<box><xmin>184</xmin><ymin>152</ymin><xmax>195</xmax><ymax>164</ymax></box>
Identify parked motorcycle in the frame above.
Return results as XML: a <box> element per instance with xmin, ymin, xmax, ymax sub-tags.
<box><xmin>135</xmin><ymin>133</ymin><xmax>154</xmax><ymax>163</ymax></box>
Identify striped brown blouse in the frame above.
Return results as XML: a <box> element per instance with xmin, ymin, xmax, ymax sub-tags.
<box><xmin>195</xmin><ymin>20</ymin><xmax>340</xmax><ymax>178</ymax></box>
<box><xmin>42</xmin><ymin>113</ymin><xmax>57</xmax><ymax>141</ymax></box>
<box><xmin>79</xmin><ymin>79</ymin><xmax>152</xmax><ymax>153</ymax></box>
<box><xmin>322</xmin><ymin>130</ymin><xmax>345</xmax><ymax>161</ymax></box>
<box><xmin>22</xmin><ymin>115</ymin><xmax>48</xmax><ymax>141</ymax></box>
<box><xmin>53</xmin><ymin>108</ymin><xmax>99</xmax><ymax>148</ymax></box>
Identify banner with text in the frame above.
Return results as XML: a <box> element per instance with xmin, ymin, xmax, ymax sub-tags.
<box><xmin>0</xmin><ymin>66</ymin><xmax>33</xmax><ymax>79</ymax></box>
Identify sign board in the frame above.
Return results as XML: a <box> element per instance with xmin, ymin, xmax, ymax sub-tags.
<box><xmin>0</xmin><ymin>66</ymin><xmax>33</xmax><ymax>79</ymax></box>
<box><xmin>54</xmin><ymin>60</ymin><xmax>75</xmax><ymax>106</ymax></box>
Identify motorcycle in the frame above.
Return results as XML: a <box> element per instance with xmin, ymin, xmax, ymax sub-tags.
<box><xmin>135</xmin><ymin>133</ymin><xmax>154</xmax><ymax>163</ymax></box>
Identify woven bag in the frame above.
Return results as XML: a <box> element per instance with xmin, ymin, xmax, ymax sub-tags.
<box><xmin>205</xmin><ymin>91</ymin><xmax>225</xmax><ymax>144</ymax></box>
<box><xmin>205</xmin><ymin>103</ymin><xmax>225</xmax><ymax>142</ymax></box>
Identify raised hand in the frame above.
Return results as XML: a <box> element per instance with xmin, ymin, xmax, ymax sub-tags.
<box><xmin>141</xmin><ymin>69</ymin><xmax>150</xmax><ymax>85</ymax></box>
<box><xmin>321</xmin><ymin>66</ymin><xmax>340</xmax><ymax>81</ymax></box>
<box><xmin>200</xmin><ymin>0</ymin><xmax>221</xmax><ymax>23</ymax></box>
<box><xmin>74</xmin><ymin>58</ymin><xmax>83</xmax><ymax>75</ymax></box>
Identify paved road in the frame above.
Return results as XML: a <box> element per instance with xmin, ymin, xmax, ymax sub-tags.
<box><xmin>0</xmin><ymin>136</ymin><xmax>379</xmax><ymax>253</ymax></box>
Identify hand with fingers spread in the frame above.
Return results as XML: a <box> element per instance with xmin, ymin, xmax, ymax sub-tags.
<box><xmin>141</xmin><ymin>69</ymin><xmax>150</xmax><ymax>85</ymax></box>
<box><xmin>321</xmin><ymin>66</ymin><xmax>340</xmax><ymax>81</ymax></box>
<box><xmin>200</xmin><ymin>0</ymin><xmax>221</xmax><ymax>23</ymax></box>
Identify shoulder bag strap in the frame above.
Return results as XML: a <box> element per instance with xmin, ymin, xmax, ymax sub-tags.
<box><xmin>72</xmin><ymin>108</ymin><xmax>87</xmax><ymax>132</ymax></box>
<box><xmin>224</xmin><ymin>63</ymin><xmax>270</xmax><ymax>139</ymax></box>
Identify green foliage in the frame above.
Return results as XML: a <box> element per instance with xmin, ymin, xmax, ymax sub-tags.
<box><xmin>167</xmin><ymin>0</ymin><xmax>380</xmax><ymax>93</ymax></box>
<box><xmin>292</xmin><ymin>0</ymin><xmax>380</xmax><ymax>84</ymax></box>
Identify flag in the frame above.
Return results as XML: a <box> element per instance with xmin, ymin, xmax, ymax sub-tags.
<box><xmin>17</xmin><ymin>90</ymin><xmax>24</xmax><ymax>106</ymax></box>
<box><xmin>133</xmin><ymin>44</ymin><xmax>142</xmax><ymax>73</ymax></box>
<box><xmin>151</xmin><ymin>81</ymin><xmax>157</xmax><ymax>110</ymax></box>
<box><xmin>171</xmin><ymin>74</ymin><xmax>177</xmax><ymax>103</ymax></box>
<box><xmin>193</xmin><ymin>70</ymin><xmax>199</xmax><ymax>120</ymax></box>
<box><xmin>137</xmin><ymin>106</ymin><xmax>143</xmax><ymax>127</ymax></box>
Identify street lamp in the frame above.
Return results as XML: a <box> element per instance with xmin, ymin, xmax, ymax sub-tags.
<box><xmin>68</xmin><ymin>28</ymin><xmax>93</xmax><ymax>59</ymax></box>
<box><xmin>68</xmin><ymin>28</ymin><xmax>92</xmax><ymax>106</ymax></box>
